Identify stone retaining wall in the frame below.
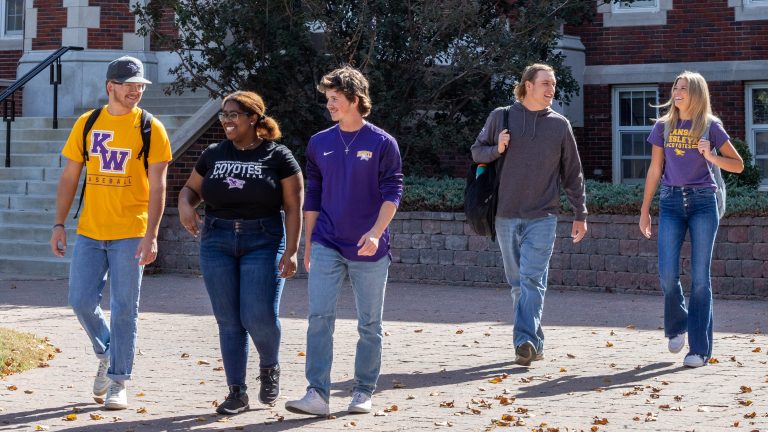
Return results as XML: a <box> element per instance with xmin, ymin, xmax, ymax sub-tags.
<box><xmin>156</xmin><ymin>209</ymin><xmax>768</xmax><ymax>300</ymax></box>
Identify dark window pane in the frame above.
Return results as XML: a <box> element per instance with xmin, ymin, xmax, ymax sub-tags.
<box><xmin>753</xmin><ymin>89</ymin><xmax>768</xmax><ymax>125</ymax></box>
<box><xmin>619</xmin><ymin>93</ymin><xmax>632</xmax><ymax>126</ymax></box>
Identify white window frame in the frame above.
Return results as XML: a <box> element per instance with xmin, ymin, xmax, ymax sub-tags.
<box><xmin>611</xmin><ymin>0</ymin><xmax>660</xmax><ymax>13</ymax></box>
<box><xmin>1</xmin><ymin>0</ymin><xmax>23</xmax><ymax>39</ymax></box>
<box><xmin>612</xmin><ymin>86</ymin><xmax>659</xmax><ymax>184</ymax></box>
<box><xmin>745</xmin><ymin>82</ymin><xmax>768</xmax><ymax>189</ymax></box>
<box><xmin>729</xmin><ymin>0</ymin><xmax>768</xmax><ymax>20</ymax></box>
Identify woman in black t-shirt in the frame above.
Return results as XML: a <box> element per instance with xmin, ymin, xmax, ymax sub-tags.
<box><xmin>178</xmin><ymin>91</ymin><xmax>303</xmax><ymax>414</ymax></box>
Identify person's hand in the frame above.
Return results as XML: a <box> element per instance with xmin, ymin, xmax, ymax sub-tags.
<box><xmin>50</xmin><ymin>225</ymin><xmax>67</xmax><ymax>257</ymax></box>
<box><xmin>497</xmin><ymin>129</ymin><xmax>510</xmax><ymax>154</ymax></box>
<box><xmin>179</xmin><ymin>202</ymin><xmax>201</xmax><ymax>237</ymax></box>
<box><xmin>135</xmin><ymin>236</ymin><xmax>158</xmax><ymax>266</ymax></box>
<box><xmin>303</xmin><ymin>242</ymin><xmax>312</xmax><ymax>273</ymax></box>
<box><xmin>571</xmin><ymin>220</ymin><xmax>587</xmax><ymax>243</ymax></box>
<box><xmin>278</xmin><ymin>252</ymin><xmax>298</xmax><ymax>278</ymax></box>
<box><xmin>639</xmin><ymin>211</ymin><xmax>652</xmax><ymax>239</ymax></box>
<box><xmin>357</xmin><ymin>229</ymin><xmax>381</xmax><ymax>256</ymax></box>
<box><xmin>698</xmin><ymin>139</ymin><xmax>712</xmax><ymax>159</ymax></box>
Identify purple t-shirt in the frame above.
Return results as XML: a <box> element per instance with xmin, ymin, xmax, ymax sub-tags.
<box><xmin>647</xmin><ymin>119</ymin><xmax>730</xmax><ymax>188</ymax></box>
<box><xmin>304</xmin><ymin>122</ymin><xmax>404</xmax><ymax>262</ymax></box>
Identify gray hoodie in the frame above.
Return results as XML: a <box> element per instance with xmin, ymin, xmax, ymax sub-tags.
<box><xmin>470</xmin><ymin>101</ymin><xmax>587</xmax><ymax>221</ymax></box>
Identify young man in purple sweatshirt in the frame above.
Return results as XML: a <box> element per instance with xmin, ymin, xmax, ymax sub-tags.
<box><xmin>471</xmin><ymin>63</ymin><xmax>588</xmax><ymax>368</ymax></box>
<box><xmin>285</xmin><ymin>66</ymin><xmax>403</xmax><ymax>416</ymax></box>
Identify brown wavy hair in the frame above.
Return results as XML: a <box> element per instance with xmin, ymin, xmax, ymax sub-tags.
<box><xmin>514</xmin><ymin>63</ymin><xmax>555</xmax><ymax>102</ymax></box>
<box><xmin>221</xmin><ymin>91</ymin><xmax>282</xmax><ymax>141</ymax></box>
<box><xmin>317</xmin><ymin>66</ymin><xmax>372</xmax><ymax>117</ymax></box>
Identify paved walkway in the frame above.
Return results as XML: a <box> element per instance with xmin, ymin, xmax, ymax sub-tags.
<box><xmin>0</xmin><ymin>274</ymin><xmax>766</xmax><ymax>432</ymax></box>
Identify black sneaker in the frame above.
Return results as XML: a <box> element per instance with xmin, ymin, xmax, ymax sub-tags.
<box><xmin>216</xmin><ymin>385</ymin><xmax>249</xmax><ymax>415</ymax></box>
<box><xmin>514</xmin><ymin>341</ymin><xmax>537</xmax><ymax>367</ymax></box>
<box><xmin>258</xmin><ymin>364</ymin><xmax>280</xmax><ymax>404</ymax></box>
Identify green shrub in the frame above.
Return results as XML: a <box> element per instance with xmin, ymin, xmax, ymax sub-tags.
<box><xmin>724</xmin><ymin>138</ymin><xmax>761</xmax><ymax>189</ymax></box>
<box><xmin>403</xmin><ymin>176</ymin><xmax>768</xmax><ymax>217</ymax></box>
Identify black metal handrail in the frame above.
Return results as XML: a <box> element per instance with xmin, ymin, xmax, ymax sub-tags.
<box><xmin>1</xmin><ymin>46</ymin><xmax>83</xmax><ymax>167</ymax></box>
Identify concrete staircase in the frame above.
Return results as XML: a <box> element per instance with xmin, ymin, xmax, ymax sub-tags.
<box><xmin>0</xmin><ymin>86</ymin><xmax>211</xmax><ymax>278</ymax></box>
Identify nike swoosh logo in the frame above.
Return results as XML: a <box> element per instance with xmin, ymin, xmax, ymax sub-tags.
<box><xmin>323</xmin><ymin>151</ymin><xmax>334</xmax><ymax>156</ymax></box>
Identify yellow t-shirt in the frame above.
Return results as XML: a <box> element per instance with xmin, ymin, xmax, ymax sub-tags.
<box><xmin>62</xmin><ymin>106</ymin><xmax>172</xmax><ymax>240</ymax></box>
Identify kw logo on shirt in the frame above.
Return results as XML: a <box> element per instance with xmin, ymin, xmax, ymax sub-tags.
<box><xmin>357</xmin><ymin>150</ymin><xmax>373</xmax><ymax>161</ymax></box>
<box><xmin>666</xmin><ymin>128</ymin><xmax>696</xmax><ymax>157</ymax></box>
<box><xmin>90</xmin><ymin>131</ymin><xmax>131</xmax><ymax>173</ymax></box>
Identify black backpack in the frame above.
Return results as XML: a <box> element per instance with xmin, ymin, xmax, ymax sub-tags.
<box><xmin>73</xmin><ymin>108</ymin><xmax>153</xmax><ymax>218</ymax></box>
<box><xmin>464</xmin><ymin>106</ymin><xmax>509</xmax><ymax>240</ymax></box>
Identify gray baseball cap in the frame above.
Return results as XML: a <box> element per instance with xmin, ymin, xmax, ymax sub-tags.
<box><xmin>106</xmin><ymin>56</ymin><xmax>152</xmax><ymax>84</ymax></box>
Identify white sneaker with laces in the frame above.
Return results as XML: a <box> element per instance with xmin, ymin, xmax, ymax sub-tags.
<box><xmin>683</xmin><ymin>354</ymin><xmax>706</xmax><ymax>368</ymax></box>
<box><xmin>668</xmin><ymin>334</ymin><xmax>685</xmax><ymax>354</ymax></box>
<box><xmin>104</xmin><ymin>380</ymin><xmax>128</xmax><ymax>410</ymax></box>
<box><xmin>92</xmin><ymin>358</ymin><xmax>110</xmax><ymax>403</ymax></box>
<box><xmin>285</xmin><ymin>388</ymin><xmax>329</xmax><ymax>416</ymax></box>
<box><xmin>348</xmin><ymin>391</ymin><xmax>372</xmax><ymax>414</ymax></box>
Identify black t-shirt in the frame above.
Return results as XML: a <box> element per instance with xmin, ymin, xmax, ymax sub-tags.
<box><xmin>194</xmin><ymin>140</ymin><xmax>301</xmax><ymax>219</ymax></box>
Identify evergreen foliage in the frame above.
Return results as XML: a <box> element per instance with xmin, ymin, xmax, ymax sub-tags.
<box><xmin>134</xmin><ymin>0</ymin><xmax>617</xmax><ymax>173</ymax></box>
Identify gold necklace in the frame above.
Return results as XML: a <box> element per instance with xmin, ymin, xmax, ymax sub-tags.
<box><xmin>338</xmin><ymin>124</ymin><xmax>364</xmax><ymax>154</ymax></box>
<box><xmin>234</xmin><ymin>139</ymin><xmax>259</xmax><ymax>151</ymax></box>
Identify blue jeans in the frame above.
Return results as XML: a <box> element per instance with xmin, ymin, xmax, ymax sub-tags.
<box><xmin>199</xmin><ymin>215</ymin><xmax>286</xmax><ymax>387</ymax></box>
<box><xmin>658</xmin><ymin>185</ymin><xmax>719</xmax><ymax>360</ymax></box>
<box><xmin>495</xmin><ymin>215</ymin><xmax>558</xmax><ymax>354</ymax></box>
<box><xmin>68</xmin><ymin>235</ymin><xmax>143</xmax><ymax>382</ymax></box>
<box><xmin>305</xmin><ymin>242</ymin><xmax>390</xmax><ymax>401</ymax></box>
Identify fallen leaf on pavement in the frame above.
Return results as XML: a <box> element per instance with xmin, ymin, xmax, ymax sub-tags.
<box><xmin>89</xmin><ymin>414</ymin><xmax>103</xmax><ymax>420</ymax></box>
<box><xmin>567</xmin><ymin>353</ymin><xmax>576</xmax><ymax>358</ymax></box>
<box><xmin>440</xmin><ymin>401</ymin><xmax>455</xmax><ymax>408</ymax></box>
<box><xmin>708</xmin><ymin>357</ymin><xmax>719</xmax><ymax>364</ymax></box>
<box><xmin>740</xmin><ymin>386</ymin><xmax>753</xmax><ymax>393</ymax></box>
<box><xmin>406</xmin><ymin>394</ymin><xmax>415</xmax><ymax>400</ymax></box>
<box><xmin>739</xmin><ymin>400</ymin><xmax>753</xmax><ymax>406</ymax></box>
<box><xmin>137</xmin><ymin>407</ymin><xmax>148</xmax><ymax>414</ymax></box>
<box><xmin>35</xmin><ymin>426</ymin><xmax>49</xmax><ymax>431</ymax></box>
<box><xmin>7</xmin><ymin>385</ymin><xmax>17</xmax><ymax>391</ymax></box>
<box><xmin>744</xmin><ymin>412</ymin><xmax>756</xmax><ymax>419</ymax></box>
<box><xmin>374</xmin><ymin>410</ymin><xmax>387</xmax><ymax>416</ymax></box>
<box><xmin>455</xmin><ymin>329</ymin><xmax>464</xmax><ymax>334</ymax></box>
<box><xmin>197</xmin><ymin>360</ymin><xmax>210</xmax><ymax>365</ymax></box>
<box><xmin>180</xmin><ymin>353</ymin><xmax>189</xmax><ymax>358</ymax></box>
<box><xmin>384</xmin><ymin>405</ymin><xmax>398</xmax><ymax>412</ymax></box>
<box><xmin>414</xmin><ymin>329</ymin><xmax>423</xmax><ymax>333</ymax></box>
<box><xmin>605</xmin><ymin>342</ymin><xmax>614</xmax><ymax>348</ymax></box>
<box><xmin>593</xmin><ymin>417</ymin><xmax>608</xmax><ymax>425</ymax></box>
<box><xmin>752</xmin><ymin>347</ymin><xmax>762</xmax><ymax>353</ymax></box>
<box><xmin>297</xmin><ymin>352</ymin><xmax>305</xmax><ymax>357</ymax></box>
<box><xmin>64</xmin><ymin>414</ymin><xmax>77</xmax><ymax>421</ymax></box>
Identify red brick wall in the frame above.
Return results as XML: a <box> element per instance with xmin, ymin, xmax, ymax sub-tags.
<box><xmin>566</xmin><ymin>1</ymin><xmax>768</xmax><ymax>65</ymax></box>
<box><xmin>0</xmin><ymin>50</ymin><xmax>23</xmax><ymax>117</ymax></box>
<box><xmin>32</xmin><ymin>0</ymin><xmax>66</xmax><ymax>49</ymax></box>
<box><xmin>88</xmin><ymin>1</ymin><xmax>135</xmax><ymax>49</ymax></box>
<box><xmin>149</xmin><ymin>5</ymin><xmax>177</xmax><ymax>51</ymax></box>
<box><xmin>166</xmin><ymin>122</ymin><xmax>225</xmax><ymax>207</ymax></box>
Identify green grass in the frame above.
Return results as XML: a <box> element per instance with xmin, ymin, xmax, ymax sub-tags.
<box><xmin>0</xmin><ymin>328</ymin><xmax>58</xmax><ymax>378</ymax></box>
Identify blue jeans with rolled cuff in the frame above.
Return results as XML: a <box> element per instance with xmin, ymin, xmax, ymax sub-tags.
<box><xmin>68</xmin><ymin>235</ymin><xmax>143</xmax><ymax>382</ymax></box>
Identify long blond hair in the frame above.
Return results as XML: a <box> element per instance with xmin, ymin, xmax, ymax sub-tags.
<box><xmin>655</xmin><ymin>71</ymin><xmax>719</xmax><ymax>142</ymax></box>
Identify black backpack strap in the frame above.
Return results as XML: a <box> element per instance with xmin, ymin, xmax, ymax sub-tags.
<box><xmin>74</xmin><ymin>108</ymin><xmax>102</xmax><ymax>219</ymax></box>
<box><xmin>138</xmin><ymin>109</ymin><xmax>153</xmax><ymax>171</ymax></box>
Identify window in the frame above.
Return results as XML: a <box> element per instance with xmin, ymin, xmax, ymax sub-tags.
<box><xmin>746</xmin><ymin>84</ymin><xmax>768</xmax><ymax>186</ymax></box>
<box><xmin>612</xmin><ymin>0</ymin><xmax>659</xmax><ymax>12</ymax></box>
<box><xmin>612</xmin><ymin>87</ymin><xmax>659</xmax><ymax>184</ymax></box>
<box><xmin>2</xmin><ymin>0</ymin><xmax>22</xmax><ymax>38</ymax></box>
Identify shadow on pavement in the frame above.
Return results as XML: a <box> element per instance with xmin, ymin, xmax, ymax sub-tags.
<box><xmin>513</xmin><ymin>361</ymin><xmax>680</xmax><ymax>399</ymax></box>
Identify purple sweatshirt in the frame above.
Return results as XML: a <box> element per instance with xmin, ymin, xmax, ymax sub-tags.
<box><xmin>304</xmin><ymin>122</ymin><xmax>404</xmax><ymax>262</ymax></box>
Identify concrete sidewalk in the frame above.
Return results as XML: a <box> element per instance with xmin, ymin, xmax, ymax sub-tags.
<box><xmin>0</xmin><ymin>274</ymin><xmax>766</xmax><ymax>431</ymax></box>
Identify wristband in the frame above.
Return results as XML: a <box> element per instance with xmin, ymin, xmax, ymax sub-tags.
<box><xmin>52</xmin><ymin>224</ymin><xmax>65</xmax><ymax>230</ymax></box>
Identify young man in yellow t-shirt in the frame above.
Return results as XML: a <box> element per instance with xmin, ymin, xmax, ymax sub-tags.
<box><xmin>49</xmin><ymin>56</ymin><xmax>172</xmax><ymax>410</ymax></box>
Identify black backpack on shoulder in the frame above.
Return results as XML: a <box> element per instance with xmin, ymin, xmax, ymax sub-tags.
<box><xmin>464</xmin><ymin>106</ymin><xmax>509</xmax><ymax>240</ymax></box>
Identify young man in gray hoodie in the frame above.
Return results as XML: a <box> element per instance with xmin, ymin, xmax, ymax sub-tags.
<box><xmin>470</xmin><ymin>63</ymin><xmax>588</xmax><ymax>367</ymax></box>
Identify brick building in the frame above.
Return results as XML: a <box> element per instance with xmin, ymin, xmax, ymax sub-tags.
<box><xmin>2</xmin><ymin>1</ymin><xmax>768</xmax><ymax>187</ymax></box>
<box><xmin>562</xmin><ymin>0</ymin><xmax>768</xmax><ymax>188</ymax></box>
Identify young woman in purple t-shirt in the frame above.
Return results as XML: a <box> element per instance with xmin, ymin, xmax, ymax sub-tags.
<box><xmin>639</xmin><ymin>71</ymin><xmax>744</xmax><ymax>368</ymax></box>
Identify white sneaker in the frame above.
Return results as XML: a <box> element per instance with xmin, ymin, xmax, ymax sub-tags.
<box><xmin>668</xmin><ymin>334</ymin><xmax>685</xmax><ymax>354</ymax></box>
<box><xmin>348</xmin><ymin>391</ymin><xmax>372</xmax><ymax>414</ymax></box>
<box><xmin>92</xmin><ymin>358</ymin><xmax>110</xmax><ymax>403</ymax></box>
<box><xmin>683</xmin><ymin>354</ymin><xmax>706</xmax><ymax>368</ymax></box>
<box><xmin>285</xmin><ymin>388</ymin><xmax>329</xmax><ymax>416</ymax></box>
<box><xmin>104</xmin><ymin>380</ymin><xmax>128</xmax><ymax>410</ymax></box>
